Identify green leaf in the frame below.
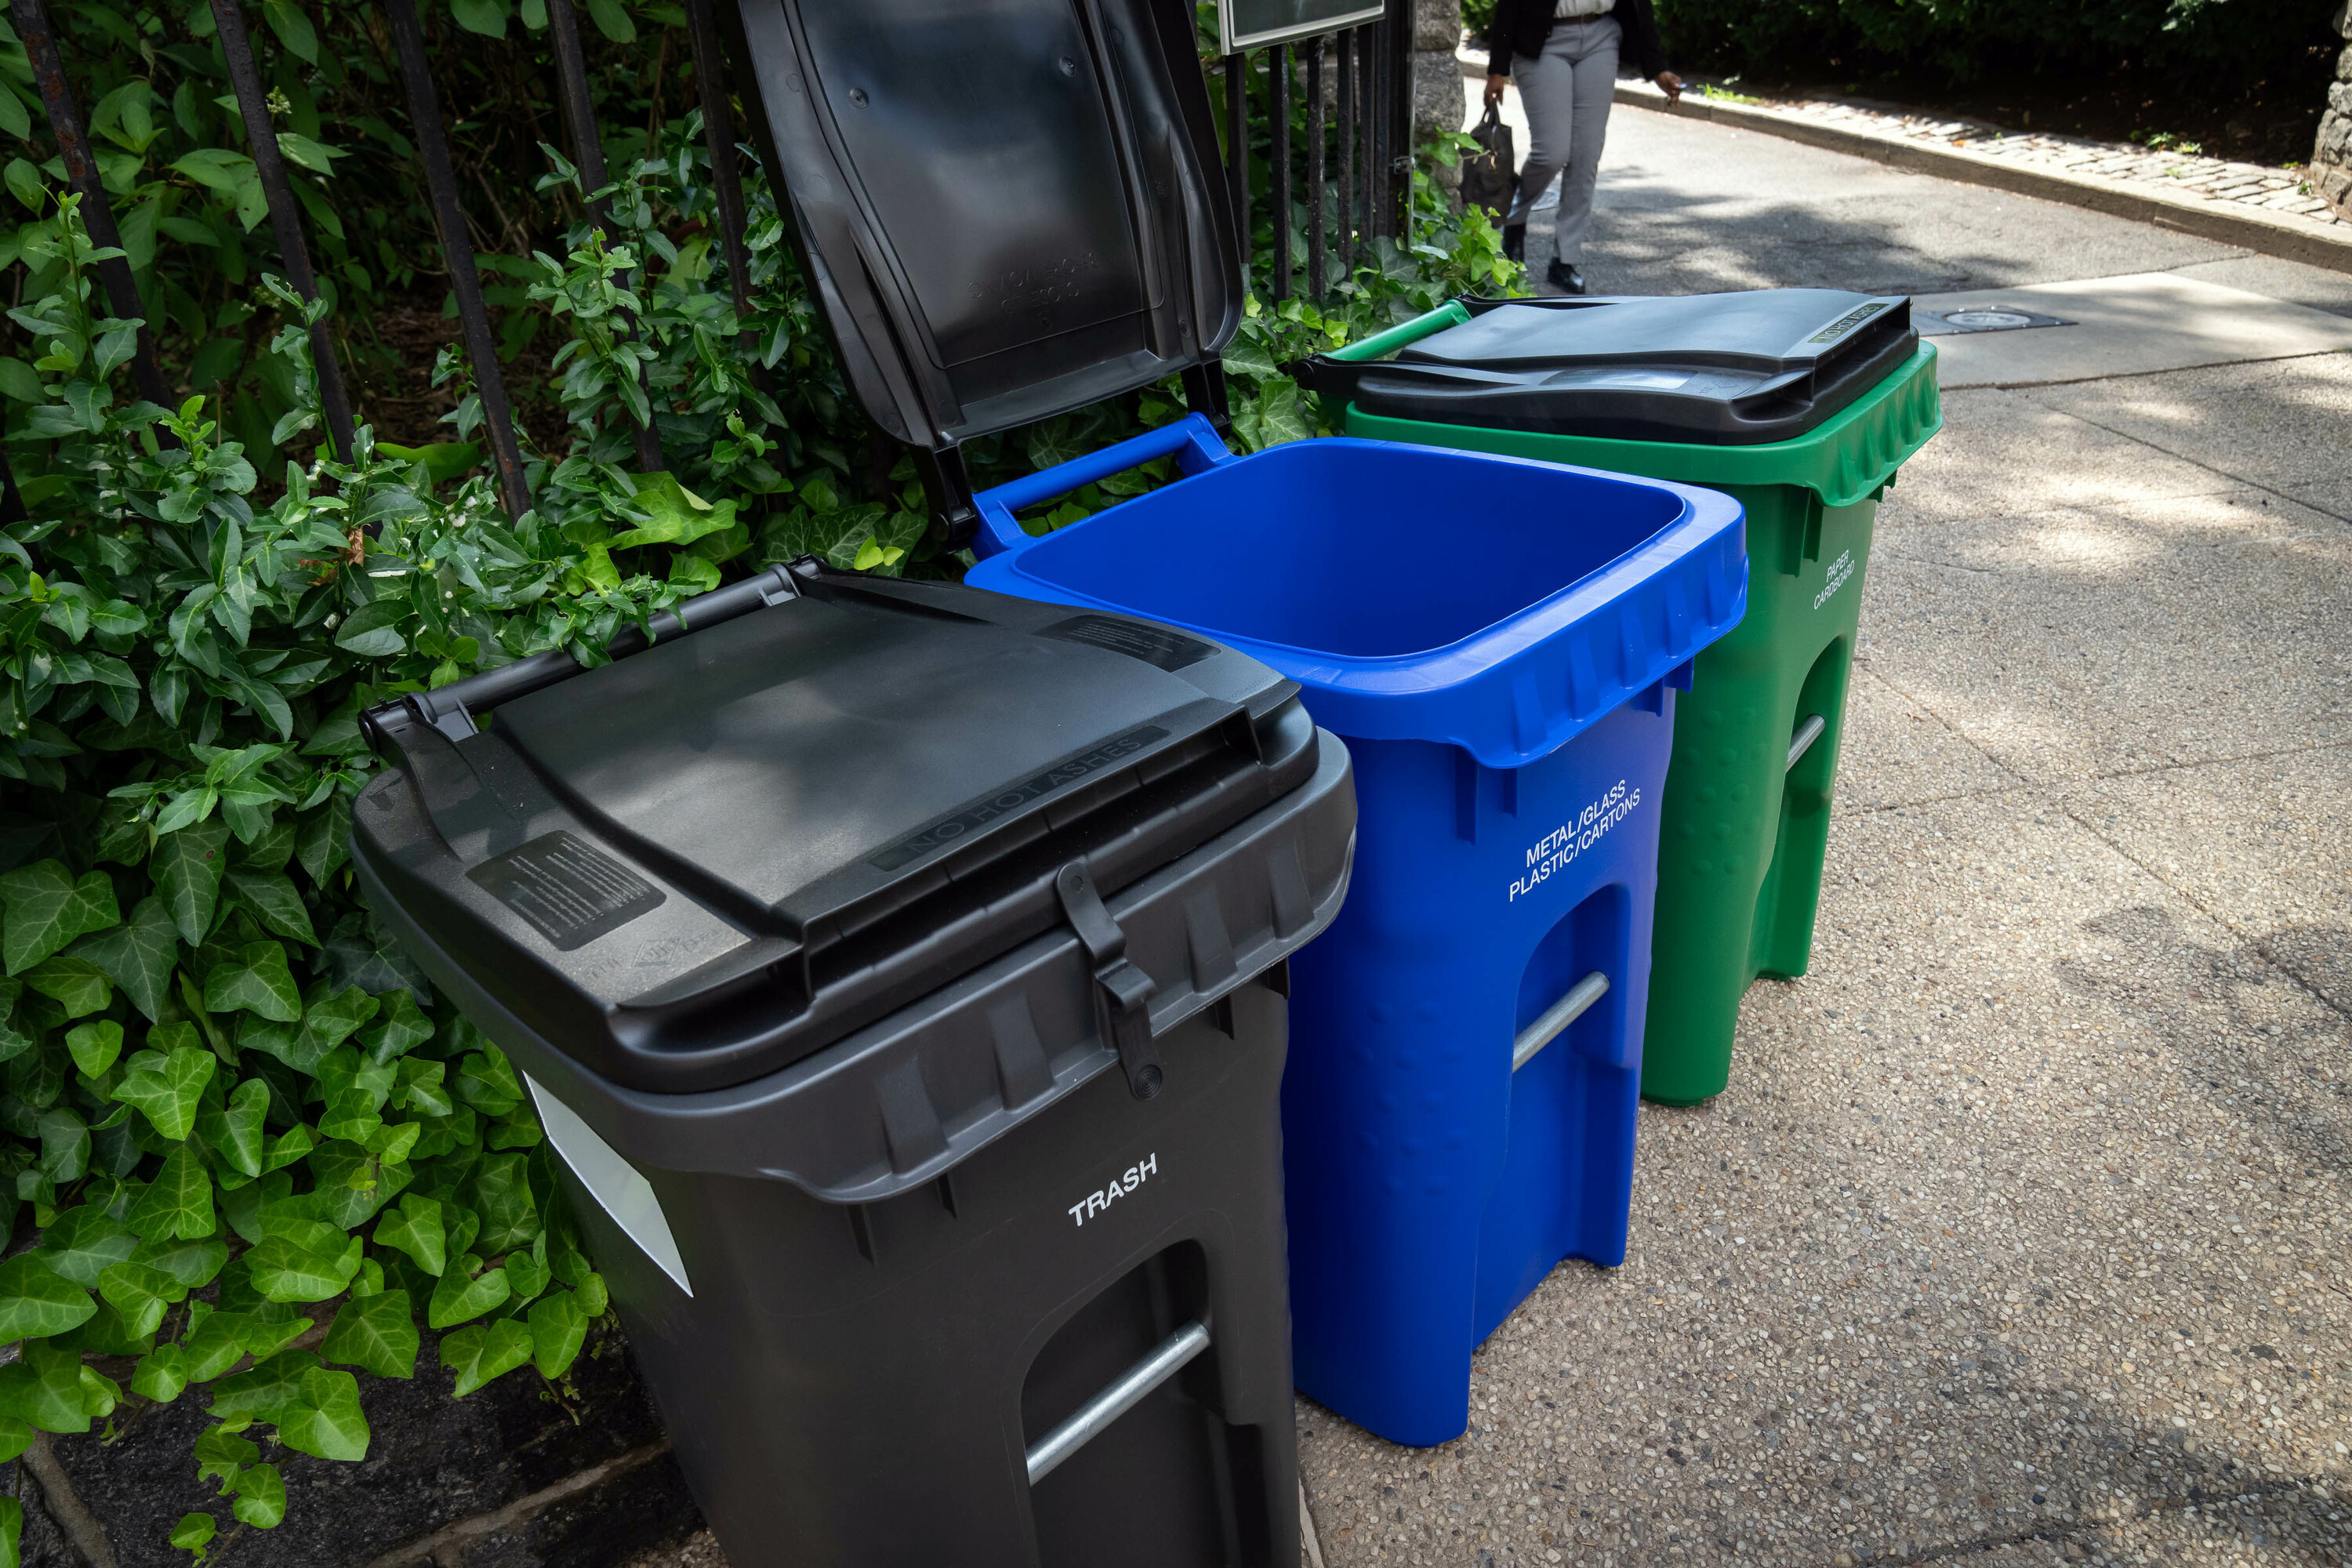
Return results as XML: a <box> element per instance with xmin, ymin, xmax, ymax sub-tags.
<box><xmin>294</xmin><ymin>796</ymin><xmax>351</xmax><ymax>886</ymax></box>
<box><xmin>441</xmin><ymin>1317</ymin><xmax>533</xmax><ymax>1396</ymax></box>
<box><xmin>1251</xmin><ymin>375</ymin><xmax>1312</xmax><ymax>447</ymax></box>
<box><xmin>194</xmin><ymin>1423</ymin><xmax>260</xmax><ymax>1485</ymax></box>
<box><xmin>373</xmin><ymin>1194</ymin><xmax>445</xmax><ymax>1276</ymax></box>
<box><xmin>201</xmin><ymin>1076</ymin><xmax>270</xmax><ymax>1178</ymax></box>
<box><xmin>376</xmin><ymin>441</ymin><xmax>482</xmax><ymax>483</ymax></box>
<box><xmin>69</xmin><ymin>896</ymin><xmax>179</xmax><ymax>1022</ymax></box>
<box><xmin>469</xmin><ymin>1150</ymin><xmax>539</xmax><ymax>1255</ymax></box>
<box><xmin>582</xmin><ymin>0</ymin><xmax>634</xmax><ymax>42</ymax></box>
<box><xmin>331</xmin><ymin>599</ymin><xmax>407</xmax><ymax>659</ymax></box>
<box><xmin>23</xmin><ymin>956</ymin><xmax>110</xmax><ymax>1018</ymax></box>
<box><xmin>203</xmin><ymin>941</ymin><xmax>301</xmax><ymax>1022</ymax></box>
<box><xmin>140</xmin><ymin>1233</ymin><xmax>230</xmax><ymax>1290</ymax></box>
<box><xmin>0</xmin><ymin>1252</ymin><xmax>96</xmax><ymax>1340</ymax></box>
<box><xmin>207</xmin><ymin>1348</ymin><xmax>319</xmax><ymax>1424</ymax></box>
<box><xmin>360</xmin><ymin>989</ymin><xmax>431</xmax><ymax>1063</ymax></box>
<box><xmin>527</xmin><ymin>1289</ymin><xmax>589</xmax><ymax>1378</ymax></box>
<box><xmin>452</xmin><ymin>1046</ymin><xmax>522</xmax><ymax>1116</ymax></box>
<box><xmin>426</xmin><ymin>1260</ymin><xmax>509</xmax><ymax>1328</ymax></box>
<box><xmin>608</xmin><ymin>472</ymin><xmax>740</xmax><ymax>550</ymax></box>
<box><xmin>321</xmin><ymin>1290</ymin><xmax>417</xmax><ymax>1378</ymax></box>
<box><xmin>0</xmin><ymin>358</ymin><xmax>42</xmax><ymax>403</ymax></box>
<box><xmin>130</xmin><ymin>1342</ymin><xmax>190</xmax><ymax>1403</ymax></box>
<box><xmin>0</xmin><ymin>1495</ymin><xmax>18</xmax><ymax>1568</ymax></box>
<box><xmin>153</xmin><ymin>818</ymin><xmax>231</xmax><ymax>946</ymax></box>
<box><xmin>223</xmin><ymin>869</ymin><xmax>316</xmax><ymax>946</ymax></box>
<box><xmin>0</xmin><ymin>1340</ymin><xmax>100</xmax><ymax>1432</ymax></box>
<box><xmin>114</xmin><ymin>1046</ymin><xmax>220</xmax><ymax>1142</ymax></box>
<box><xmin>503</xmin><ymin>1245</ymin><xmax>550</xmax><ymax>1301</ymax></box>
<box><xmin>64</xmin><ymin>1019</ymin><xmax>123</xmax><ymax>1077</ymax></box>
<box><xmin>169</xmin><ymin>1512</ymin><xmax>217</xmax><ymax>1555</ymax></box>
<box><xmin>95</xmin><ymin>1260</ymin><xmax>182</xmax><ymax>1340</ymax></box>
<box><xmin>276</xmin><ymin>1366</ymin><xmax>369</xmax><ymax>1460</ymax></box>
<box><xmin>0</xmin><ymin>860</ymin><xmax>119</xmax><ymax>975</ymax></box>
<box><xmin>0</xmin><ymin>1415</ymin><xmax>33</xmax><ymax>1465</ymax></box>
<box><xmin>1221</xmin><ymin>336</ymin><xmax>1280</xmax><ymax>381</ymax></box>
<box><xmin>231</xmin><ymin>1461</ymin><xmax>285</xmax><ymax>1528</ymax></box>
<box><xmin>125</xmin><ymin>1142</ymin><xmax>217</xmax><ymax>1240</ymax></box>
<box><xmin>172</xmin><ymin>147</ymin><xmax>255</xmax><ymax>194</ymax></box>
<box><xmin>246</xmin><ymin>1234</ymin><xmax>361</xmax><ymax>1303</ymax></box>
<box><xmin>261</xmin><ymin>0</ymin><xmax>317</xmax><ymax>60</ymax></box>
<box><xmin>38</xmin><ymin>1205</ymin><xmax>139</xmax><ymax>1286</ymax></box>
<box><xmin>37</xmin><ymin>1105</ymin><xmax>87</xmax><ymax>1182</ymax></box>
<box><xmin>448</xmin><ymin>0</ymin><xmax>511</xmax><ymax>36</ymax></box>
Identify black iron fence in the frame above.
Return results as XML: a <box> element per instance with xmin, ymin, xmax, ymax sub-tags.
<box><xmin>6</xmin><ymin>0</ymin><xmax>1420</xmax><ymax>520</ymax></box>
<box><xmin>1218</xmin><ymin>0</ymin><xmax>1417</xmax><ymax>305</ymax></box>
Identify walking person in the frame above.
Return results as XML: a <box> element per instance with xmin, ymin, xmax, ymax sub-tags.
<box><xmin>1485</xmin><ymin>0</ymin><xmax>1682</xmax><ymax>294</ymax></box>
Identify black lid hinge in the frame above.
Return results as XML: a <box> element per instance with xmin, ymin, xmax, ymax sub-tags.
<box><xmin>916</xmin><ymin>441</ymin><xmax>981</xmax><ymax>554</ymax></box>
<box><xmin>1054</xmin><ymin>861</ymin><xmax>1162</xmax><ymax>1100</ymax></box>
<box><xmin>1181</xmin><ymin>361</ymin><xmax>1231</xmax><ymax>437</ymax></box>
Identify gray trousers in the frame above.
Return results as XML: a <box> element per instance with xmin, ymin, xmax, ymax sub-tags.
<box><xmin>1503</xmin><ymin>14</ymin><xmax>1621</xmax><ymax>267</ymax></box>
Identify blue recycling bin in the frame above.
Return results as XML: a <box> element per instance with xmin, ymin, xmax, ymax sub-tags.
<box><xmin>964</xmin><ymin>415</ymin><xmax>1747</xmax><ymax>1447</ymax></box>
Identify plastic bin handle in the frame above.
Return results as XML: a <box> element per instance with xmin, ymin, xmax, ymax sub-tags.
<box><xmin>1321</xmin><ymin>299</ymin><xmax>1473</xmax><ymax>364</ymax></box>
<box><xmin>968</xmin><ymin>412</ymin><xmax>1236</xmax><ymax>558</ymax></box>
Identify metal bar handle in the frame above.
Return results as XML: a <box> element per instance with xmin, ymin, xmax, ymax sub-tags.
<box><xmin>1511</xmin><ymin>971</ymin><xmax>1610</xmax><ymax>1072</ymax></box>
<box><xmin>1025</xmin><ymin>1320</ymin><xmax>1211</xmax><ymax>1484</ymax></box>
<box><xmin>1787</xmin><ymin>713</ymin><xmax>1827</xmax><ymax>771</ymax></box>
<box><xmin>1324</xmin><ymin>299</ymin><xmax>1472</xmax><ymax>363</ymax></box>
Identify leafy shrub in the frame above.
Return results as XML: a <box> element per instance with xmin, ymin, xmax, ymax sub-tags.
<box><xmin>0</xmin><ymin>7</ymin><xmax>1517</xmax><ymax>1563</ymax></box>
<box><xmin>1652</xmin><ymin>0</ymin><xmax>2339</xmax><ymax>96</ymax></box>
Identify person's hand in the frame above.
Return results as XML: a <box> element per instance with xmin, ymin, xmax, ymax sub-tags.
<box><xmin>1655</xmin><ymin>71</ymin><xmax>1684</xmax><ymax>105</ymax></box>
<box><xmin>1483</xmin><ymin>72</ymin><xmax>1507</xmax><ymax>109</ymax></box>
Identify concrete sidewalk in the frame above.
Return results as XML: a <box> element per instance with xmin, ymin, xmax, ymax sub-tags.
<box><xmin>630</xmin><ymin>100</ymin><xmax>2350</xmax><ymax>1568</ymax></box>
<box><xmin>1294</xmin><ymin>95</ymin><xmax>2352</xmax><ymax>1568</ymax></box>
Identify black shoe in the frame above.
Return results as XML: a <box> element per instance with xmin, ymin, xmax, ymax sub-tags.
<box><xmin>1502</xmin><ymin>223</ymin><xmax>1526</xmax><ymax>263</ymax></box>
<box><xmin>1547</xmin><ymin>260</ymin><xmax>1586</xmax><ymax>295</ymax></box>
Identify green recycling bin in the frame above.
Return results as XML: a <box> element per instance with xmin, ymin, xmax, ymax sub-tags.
<box><xmin>1306</xmin><ymin>290</ymin><xmax>1940</xmax><ymax>1105</ymax></box>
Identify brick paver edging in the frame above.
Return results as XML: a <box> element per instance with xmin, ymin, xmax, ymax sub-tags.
<box><xmin>1606</xmin><ymin>80</ymin><xmax>2352</xmax><ymax>277</ymax></box>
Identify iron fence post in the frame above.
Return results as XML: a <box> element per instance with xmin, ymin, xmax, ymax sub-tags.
<box><xmin>546</xmin><ymin>0</ymin><xmax>667</xmax><ymax>473</ymax></box>
<box><xmin>209</xmin><ymin>0</ymin><xmax>357</xmax><ymax>464</ymax></box>
<box><xmin>1336</xmin><ymin>28</ymin><xmax>1354</xmax><ymax>289</ymax></box>
<box><xmin>1305</xmin><ymin>34</ymin><xmax>1325</xmax><ymax>302</ymax></box>
<box><xmin>1222</xmin><ymin>50</ymin><xmax>1248</xmax><ymax>280</ymax></box>
<box><xmin>12</xmin><ymin>0</ymin><xmax>178</xmax><ymax>427</ymax></box>
<box><xmin>382</xmin><ymin>0</ymin><xmax>533</xmax><ymax>520</ymax></box>
<box><xmin>1269</xmin><ymin>41</ymin><xmax>1290</xmax><ymax>302</ymax></box>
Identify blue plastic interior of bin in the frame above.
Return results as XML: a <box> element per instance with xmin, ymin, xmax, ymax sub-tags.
<box><xmin>964</xmin><ymin>434</ymin><xmax>1748</xmax><ymax>769</ymax></box>
<box><xmin>1008</xmin><ymin>440</ymin><xmax>1681</xmax><ymax>659</ymax></box>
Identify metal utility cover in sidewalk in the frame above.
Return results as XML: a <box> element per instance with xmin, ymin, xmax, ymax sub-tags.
<box><xmin>1916</xmin><ymin>271</ymin><xmax>2352</xmax><ymax>387</ymax></box>
<box><xmin>1913</xmin><ymin>305</ymin><xmax>2075</xmax><ymax>336</ymax></box>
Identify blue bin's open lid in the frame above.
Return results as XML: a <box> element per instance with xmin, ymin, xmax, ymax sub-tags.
<box><xmin>722</xmin><ymin>0</ymin><xmax>1243</xmax><ymax>539</ymax></box>
<box><xmin>1312</xmin><ymin>289</ymin><xmax>1916</xmax><ymax>446</ymax></box>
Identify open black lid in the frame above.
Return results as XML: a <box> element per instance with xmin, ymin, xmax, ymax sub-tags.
<box><xmin>721</xmin><ymin>0</ymin><xmax>1242</xmax><ymax>530</ymax></box>
<box><xmin>1320</xmin><ymin>289</ymin><xmax>1916</xmax><ymax>446</ymax></box>
<box><xmin>352</xmin><ymin>567</ymin><xmax>1318</xmax><ymax>1094</ymax></box>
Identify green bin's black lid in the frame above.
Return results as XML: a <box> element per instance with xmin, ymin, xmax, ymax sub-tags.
<box><xmin>720</xmin><ymin>0</ymin><xmax>1241</xmax><ymax>526</ymax></box>
<box><xmin>352</xmin><ymin>569</ymin><xmax>1316</xmax><ymax>1094</ymax></box>
<box><xmin>1319</xmin><ymin>289</ymin><xmax>1915</xmax><ymax>446</ymax></box>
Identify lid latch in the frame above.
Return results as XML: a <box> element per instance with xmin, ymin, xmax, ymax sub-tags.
<box><xmin>1054</xmin><ymin>862</ymin><xmax>1161</xmax><ymax>1100</ymax></box>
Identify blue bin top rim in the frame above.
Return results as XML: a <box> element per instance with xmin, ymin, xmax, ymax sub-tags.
<box><xmin>965</xmin><ymin>433</ymin><xmax>1750</xmax><ymax>769</ymax></box>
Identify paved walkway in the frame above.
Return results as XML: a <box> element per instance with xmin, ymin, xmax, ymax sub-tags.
<box><xmin>630</xmin><ymin>100</ymin><xmax>2351</xmax><ymax>1568</ymax></box>
<box><xmin>1294</xmin><ymin>91</ymin><xmax>2352</xmax><ymax>1568</ymax></box>
<box><xmin>1668</xmin><ymin>88</ymin><xmax>2341</xmax><ymax>227</ymax></box>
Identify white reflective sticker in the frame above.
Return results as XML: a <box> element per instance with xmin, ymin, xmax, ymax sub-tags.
<box><xmin>525</xmin><ymin>1074</ymin><xmax>692</xmax><ymax>1298</ymax></box>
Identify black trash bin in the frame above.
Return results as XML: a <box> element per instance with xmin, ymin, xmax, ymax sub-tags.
<box><xmin>353</xmin><ymin>561</ymin><xmax>1354</xmax><ymax>1566</ymax></box>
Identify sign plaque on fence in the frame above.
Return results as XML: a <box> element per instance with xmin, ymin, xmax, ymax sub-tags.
<box><xmin>1216</xmin><ymin>0</ymin><xmax>1385</xmax><ymax>53</ymax></box>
